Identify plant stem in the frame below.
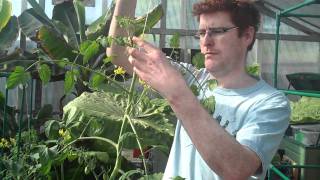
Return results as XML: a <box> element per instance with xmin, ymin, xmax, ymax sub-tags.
<box><xmin>61</xmin><ymin>163</ymin><xmax>64</xmax><ymax>180</ymax></box>
<box><xmin>25</xmin><ymin>60</ymin><xmax>40</xmax><ymax>72</ymax></box>
<box><xmin>169</xmin><ymin>47</ymin><xmax>176</xmax><ymax>59</ymax></box>
<box><xmin>93</xmin><ymin>170</ymin><xmax>99</xmax><ymax>180</ymax></box>
<box><xmin>58</xmin><ymin>136</ymin><xmax>117</xmax><ymax>154</ymax></box>
<box><xmin>125</xmin><ymin>115</ymin><xmax>148</xmax><ymax>176</ymax></box>
<box><xmin>135</xmin><ymin>86</ymin><xmax>148</xmax><ymax>105</ymax></box>
<box><xmin>22</xmin><ymin>58</ymin><xmax>129</xmax><ymax>94</ymax></box>
<box><xmin>79</xmin><ymin>118</ymin><xmax>93</xmax><ymax>138</ymax></box>
<box><xmin>109</xmin><ymin>73</ymin><xmax>138</xmax><ymax>180</ymax></box>
<box><xmin>60</xmin><ymin>59</ymin><xmax>129</xmax><ymax>93</ymax></box>
<box><xmin>109</xmin><ymin>115</ymin><xmax>128</xmax><ymax>180</ymax></box>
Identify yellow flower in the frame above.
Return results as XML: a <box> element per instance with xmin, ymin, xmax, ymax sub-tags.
<box><xmin>0</xmin><ymin>138</ymin><xmax>10</xmax><ymax>148</ymax></box>
<box><xmin>59</xmin><ymin>129</ymin><xmax>71</xmax><ymax>141</ymax></box>
<box><xmin>59</xmin><ymin>129</ymin><xmax>65</xmax><ymax>137</ymax></box>
<box><xmin>9</xmin><ymin>138</ymin><xmax>16</xmax><ymax>146</ymax></box>
<box><xmin>4</xmin><ymin>141</ymin><xmax>9</xmax><ymax>148</ymax></box>
<box><xmin>139</xmin><ymin>78</ymin><xmax>150</xmax><ymax>89</ymax></box>
<box><xmin>114</xmin><ymin>67</ymin><xmax>126</xmax><ymax>75</ymax></box>
<box><xmin>64</xmin><ymin>133</ymin><xmax>71</xmax><ymax>141</ymax></box>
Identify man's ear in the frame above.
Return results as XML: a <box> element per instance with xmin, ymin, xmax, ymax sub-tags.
<box><xmin>242</xmin><ymin>26</ymin><xmax>255</xmax><ymax>48</ymax></box>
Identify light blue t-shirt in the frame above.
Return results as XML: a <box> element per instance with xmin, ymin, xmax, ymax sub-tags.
<box><xmin>163</xmin><ymin>63</ymin><xmax>290</xmax><ymax>180</ymax></box>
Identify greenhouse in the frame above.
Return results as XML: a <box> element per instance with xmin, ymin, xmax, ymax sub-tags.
<box><xmin>0</xmin><ymin>0</ymin><xmax>320</xmax><ymax>179</ymax></box>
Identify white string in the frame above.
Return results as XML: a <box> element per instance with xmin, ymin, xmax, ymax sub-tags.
<box><xmin>140</xmin><ymin>0</ymin><xmax>153</xmax><ymax>39</ymax></box>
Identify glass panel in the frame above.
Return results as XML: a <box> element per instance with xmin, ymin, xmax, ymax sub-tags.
<box><xmin>27</xmin><ymin>0</ymin><xmax>39</xmax><ymax>9</ymax></box>
<box><xmin>144</xmin><ymin>34</ymin><xmax>160</xmax><ymax>46</ymax></box>
<box><xmin>12</xmin><ymin>0</ymin><xmax>22</xmax><ymax>16</ymax></box>
<box><xmin>261</xmin><ymin>15</ymin><xmax>306</xmax><ymax>35</ymax></box>
<box><xmin>186</xmin><ymin>0</ymin><xmax>199</xmax><ymax>30</ymax></box>
<box><xmin>166</xmin><ymin>0</ymin><xmax>181</xmax><ymax>29</ymax></box>
<box><xmin>136</xmin><ymin>0</ymin><xmax>161</xmax><ymax>28</ymax></box>
<box><xmin>45</xmin><ymin>0</ymin><xmax>54</xmax><ymax>18</ymax></box>
<box><xmin>184</xmin><ymin>36</ymin><xmax>199</xmax><ymax>49</ymax></box>
<box><xmin>259</xmin><ymin>40</ymin><xmax>320</xmax><ymax>88</ymax></box>
<box><xmin>85</xmin><ymin>0</ymin><xmax>102</xmax><ymax>24</ymax></box>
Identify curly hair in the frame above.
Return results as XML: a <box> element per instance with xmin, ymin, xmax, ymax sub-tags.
<box><xmin>193</xmin><ymin>0</ymin><xmax>260</xmax><ymax>50</ymax></box>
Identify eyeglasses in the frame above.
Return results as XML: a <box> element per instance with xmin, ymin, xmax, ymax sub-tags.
<box><xmin>194</xmin><ymin>26</ymin><xmax>239</xmax><ymax>39</ymax></box>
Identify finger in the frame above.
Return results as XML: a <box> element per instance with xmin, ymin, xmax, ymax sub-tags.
<box><xmin>127</xmin><ymin>47</ymin><xmax>149</xmax><ymax>64</ymax></box>
<box><xmin>128</xmin><ymin>56</ymin><xmax>135</xmax><ymax>65</ymax></box>
<box><xmin>129</xmin><ymin>55</ymin><xmax>149</xmax><ymax>73</ymax></box>
<box><xmin>133</xmin><ymin>66</ymin><xmax>148</xmax><ymax>83</ymax></box>
<box><xmin>132</xmin><ymin>36</ymin><xmax>158</xmax><ymax>53</ymax></box>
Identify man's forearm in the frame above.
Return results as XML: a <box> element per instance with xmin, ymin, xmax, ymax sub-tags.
<box><xmin>107</xmin><ymin>0</ymin><xmax>137</xmax><ymax>74</ymax></box>
<box><xmin>168</xmin><ymin>86</ymin><xmax>261</xmax><ymax>179</ymax></box>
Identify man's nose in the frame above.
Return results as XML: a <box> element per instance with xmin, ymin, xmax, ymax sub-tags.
<box><xmin>202</xmin><ymin>33</ymin><xmax>214</xmax><ymax>46</ymax></box>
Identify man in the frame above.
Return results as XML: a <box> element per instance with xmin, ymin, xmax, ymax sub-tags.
<box><xmin>108</xmin><ymin>0</ymin><xmax>290</xmax><ymax>179</ymax></box>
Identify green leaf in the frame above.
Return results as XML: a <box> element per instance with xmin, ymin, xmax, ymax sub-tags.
<box><xmin>119</xmin><ymin>169</ymin><xmax>144</xmax><ymax>180</ymax></box>
<box><xmin>64</xmin><ymin>70</ymin><xmax>76</xmax><ymax>94</ymax></box>
<box><xmin>246</xmin><ymin>63</ymin><xmax>260</xmax><ymax>77</ymax></box>
<box><xmin>139</xmin><ymin>173</ymin><xmax>164</xmax><ymax>180</ymax></box>
<box><xmin>6</xmin><ymin>66</ymin><xmax>31</xmax><ymax>89</ymax></box>
<box><xmin>150</xmin><ymin>144</ymin><xmax>170</xmax><ymax>156</ymax></box>
<box><xmin>171</xmin><ymin>176</ymin><xmax>186</xmax><ymax>180</ymax></box>
<box><xmin>36</xmin><ymin>145</ymin><xmax>57</xmax><ymax>174</ymax></box>
<box><xmin>79</xmin><ymin>41</ymin><xmax>91</xmax><ymax>54</ymax></box>
<box><xmin>90</xmin><ymin>72</ymin><xmax>105</xmax><ymax>88</ymax></box>
<box><xmin>206</xmin><ymin>79</ymin><xmax>217</xmax><ymax>91</ymax></box>
<box><xmin>38</xmin><ymin>64</ymin><xmax>51</xmax><ymax>85</ymax></box>
<box><xmin>27</xmin><ymin>0</ymin><xmax>57</xmax><ymax>31</ymax></box>
<box><xmin>52</xmin><ymin>2</ymin><xmax>79</xmax><ymax>49</ymax></box>
<box><xmin>190</xmin><ymin>84</ymin><xmax>199</xmax><ymax>96</ymax></box>
<box><xmin>80</xmin><ymin>40</ymin><xmax>100</xmax><ymax>64</ymax></box>
<box><xmin>18</xmin><ymin>9</ymin><xmax>51</xmax><ymax>38</ymax></box>
<box><xmin>36</xmin><ymin>104</ymin><xmax>53</xmax><ymax>120</ymax></box>
<box><xmin>103</xmin><ymin>56</ymin><xmax>113</xmax><ymax>64</ymax></box>
<box><xmin>37</xmin><ymin>26</ymin><xmax>76</xmax><ymax>61</ymax></box>
<box><xmin>191</xmin><ymin>52</ymin><xmax>205</xmax><ymax>69</ymax></box>
<box><xmin>1</xmin><ymin>159</ymin><xmax>25</xmax><ymax>177</ymax></box>
<box><xmin>83</xmin><ymin>151</ymin><xmax>109</xmax><ymax>163</ymax></box>
<box><xmin>118</xmin><ymin>132</ymin><xmax>135</xmax><ymax>144</ymax></box>
<box><xmin>44</xmin><ymin>120</ymin><xmax>60</xmax><ymax>139</ymax></box>
<box><xmin>169</xmin><ymin>32</ymin><xmax>180</xmax><ymax>48</ymax></box>
<box><xmin>52</xmin><ymin>1</ymin><xmax>79</xmax><ymax>32</ymax></box>
<box><xmin>290</xmin><ymin>97</ymin><xmax>320</xmax><ymax>124</ymax></box>
<box><xmin>0</xmin><ymin>16</ymin><xmax>19</xmax><ymax>51</ymax></box>
<box><xmin>53</xmin><ymin>18</ymin><xmax>79</xmax><ymax>50</ymax></box>
<box><xmin>200</xmin><ymin>96</ymin><xmax>215</xmax><ymax>115</ymax></box>
<box><xmin>62</xmin><ymin>91</ymin><xmax>175</xmax><ymax>151</ymax></box>
<box><xmin>0</xmin><ymin>0</ymin><xmax>12</xmax><ymax>32</ymax></box>
<box><xmin>73</xmin><ymin>0</ymin><xmax>86</xmax><ymax>42</ymax></box>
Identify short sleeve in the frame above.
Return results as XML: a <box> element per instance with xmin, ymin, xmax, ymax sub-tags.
<box><xmin>169</xmin><ymin>60</ymin><xmax>210</xmax><ymax>86</ymax></box>
<box><xmin>236</xmin><ymin>93</ymin><xmax>290</xmax><ymax>177</ymax></box>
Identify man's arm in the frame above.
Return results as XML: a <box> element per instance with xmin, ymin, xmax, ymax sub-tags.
<box><xmin>127</xmin><ymin>37</ymin><xmax>261</xmax><ymax>180</ymax></box>
<box><xmin>106</xmin><ymin>0</ymin><xmax>137</xmax><ymax>74</ymax></box>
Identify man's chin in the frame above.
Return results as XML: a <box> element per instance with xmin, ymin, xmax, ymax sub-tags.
<box><xmin>204</xmin><ymin>64</ymin><xmax>219</xmax><ymax>73</ymax></box>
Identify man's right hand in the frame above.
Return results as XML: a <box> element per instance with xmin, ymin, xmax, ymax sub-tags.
<box><xmin>127</xmin><ymin>37</ymin><xmax>189</xmax><ymax>101</ymax></box>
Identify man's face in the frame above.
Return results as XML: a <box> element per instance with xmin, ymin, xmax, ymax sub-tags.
<box><xmin>199</xmin><ymin>11</ymin><xmax>250</xmax><ymax>77</ymax></box>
